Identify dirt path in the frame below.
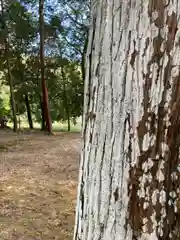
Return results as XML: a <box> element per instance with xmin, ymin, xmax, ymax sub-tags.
<box><xmin>0</xmin><ymin>131</ymin><xmax>81</xmax><ymax>240</ymax></box>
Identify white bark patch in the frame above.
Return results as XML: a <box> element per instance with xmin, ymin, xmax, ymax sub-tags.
<box><xmin>159</xmin><ymin>189</ymin><xmax>166</xmax><ymax>205</ymax></box>
<box><xmin>143</xmin><ymin>202</ymin><xmax>149</xmax><ymax>210</ymax></box>
<box><xmin>152</xmin><ymin>11</ymin><xmax>159</xmax><ymax>21</ymax></box>
<box><xmin>140</xmin><ymin>232</ymin><xmax>158</xmax><ymax>240</ymax></box>
<box><xmin>152</xmin><ymin>189</ymin><xmax>159</xmax><ymax>206</ymax></box>
<box><xmin>156</xmin><ymin>160</ymin><xmax>165</xmax><ymax>182</ymax></box>
<box><xmin>142</xmin><ymin>158</ymin><xmax>154</xmax><ymax>172</ymax></box>
<box><xmin>175</xmin><ymin>29</ymin><xmax>180</xmax><ymax>44</ymax></box>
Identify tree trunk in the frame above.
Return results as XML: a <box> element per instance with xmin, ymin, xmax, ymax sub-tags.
<box><xmin>8</xmin><ymin>61</ymin><xmax>17</xmax><ymax>132</ymax></box>
<box><xmin>81</xmin><ymin>31</ymin><xmax>88</xmax><ymax>82</ymax></box>
<box><xmin>18</xmin><ymin>115</ymin><xmax>21</xmax><ymax>130</ymax></box>
<box><xmin>39</xmin><ymin>0</ymin><xmax>52</xmax><ymax>134</ymax></box>
<box><xmin>67</xmin><ymin>115</ymin><xmax>70</xmax><ymax>132</ymax></box>
<box><xmin>80</xmin><ymin>32</ymin><xmax>88</xmax><ymax>129</ymax></box>
<box><xmin>24</xmin><ymin>94</ymin><xmax>33</xmax><ymax>129</ymax></box>
<box><xmin>61</xmin><ymin>67</ymin><xmax>71</xmax><ymax>132</ymax></box>
<box><xmin>39</xmin><ymin>94</ymin><xmax>45</xmax><ymax>130</ymax></box>
<box><xmin>0</xmin><ymin>0</ymin><xmax>17</xmax><ymax>132</ymax></box>
<box><xmin>74</xmin><ymin>1</ymin><xmax>180</xmax><ymax>240</ymax></box>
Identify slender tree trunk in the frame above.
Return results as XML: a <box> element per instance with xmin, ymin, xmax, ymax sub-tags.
<box><xmin>39</xmin><ymin>94</ymin><xmax>45</xmax><ymax>130</ymax></box>
<box><xmin>18</xmin><ymin>115</ymin><xmax>21</xmax><ymax>130</ymax></box>
<box><xmin>36</xmin><ymin>62</ymin><xmax>45</xmax><ymax>131</ymax></box>
<box><xmin>0</xmin><ymin>0</ymin><xmax>17</xmax><ymax>132</ymax></box>
<box><xmin>81</xmin><ymin>31</ymin><xmax>88</xmax><ymax>82</ymax></box>
<box><xmin>80</xmin><ymin>32</ymin><xmax>88</xmax><ymax>129</ymax></box>
<box><xmin>39</xmin><ymin>0</ymin><xmax>52</xmax><ymax>134</ymax></box>
<box><xmin>67</xmin><ymin>114</ymin><xmax>71</xmax><ymax>132</ymax></box>
<box><xmin>74</xmin><ymin>1</ymin><xmax>180</xmax><ymax>240</ymax></box>
<box><xmin>61</xmin><ymin>67</ymin><xmax>71</xmax><ymax>132</ymax></box>
<box><xmin>24</xmin><ymin>94</ymin><xmax>33</xmax><ymax>129</ymax></box>
<box><xmin>8</xmin><ymin>61</ymin><xmax>17</xmax><ymax>132</ymax></box>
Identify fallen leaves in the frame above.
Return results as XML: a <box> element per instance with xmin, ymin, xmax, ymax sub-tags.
<box><xmin>0</xmin><ymin>131</ymin><xmax>80</xmax><ymax>240</ymax></box>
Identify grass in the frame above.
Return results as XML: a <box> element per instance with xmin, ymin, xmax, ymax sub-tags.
<box><xmin>7</xmin><ymin>119</ymin><xmax>82</xmax><ymax>133</ymax></box>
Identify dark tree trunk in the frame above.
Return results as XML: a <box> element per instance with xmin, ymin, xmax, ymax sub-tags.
<box><xmin>39</xmin><ymin>0</ymin><xmax>52</xmax><ymax>134</ymax></box>
<box><xmin>24</xmin><ymin>94</ymin><xmax>33</xmax><ymax>129</ymax></box>
<box><xmin>61</xmin><ymin>67</ymin><xmax>71</xmax><ymax>132</ymax></box>
<box><xmin>67</xmin><ymin>113</ymin><xmax>70</xmax><ymax>132</ymax></box>
<box><xmin>39</xmin><ymin>95</ymin><xmax>45</xmax><ymax>130</ymax></box>
<box><xmin>8</xmin><ymin>63</ymin><xmax>17</xmax><ymax>132</ymax></box>
<box><xmin>18</xmin><ymin>115</ymin><xmax>21</xmax><ymax>130</ymax></box>
<box><xmin>81</xmin><ymin>31</ymin><xmax>88</xmax><ymax>82</ymax></box>
<box><xmin>80</xmin><ymin>31</ymin><xmax>88</xmax><ymax>129</ymax></box>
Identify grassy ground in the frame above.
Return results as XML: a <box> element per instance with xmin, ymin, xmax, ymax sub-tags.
<box><xmin>0</xmin><ymin>130</ymin><xmax>81</xmax><ymax>240</ymax></box>
<box><xmin>8</xmin><ymin>119</ymin><xmax>82</xmax><ymax>133</ymax></box>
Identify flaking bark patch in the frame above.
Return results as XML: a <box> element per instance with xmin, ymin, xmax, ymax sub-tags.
<box><xmin>74</xmin><ymin>1</ymin><xmax>180</xmax><ymax>239</ymax></box>
<box><xmin>113</xmin><ymin>187</ymin><xmax>119</xmax><ymax>203</ymax></box>
<box><xmin>130</xmin><ymin>40</ymin><xmax>138</xmax><ymax>69</ymax></box>
<box><xmin>148</xmin><ymin>0</ymin><xmax>168</xmax><ymax>28</ymax></box>
<box><xmin>128</xmin><ymin>5</ymin><xmax>179</xmax><ymax>239</ymax></box>
<box><xmin>163</xmin><ymin>73</ymin><xmax>180</xmax><ymax>239</ymax></box>
<box><xmin>152</xmin><ymin>34</ymin><xmax>164</xmax><ymax>62</ymax></box>
<box><xmin>166</xmin><ymin>12</ymin><xmax>178</xmax><ymax>52</ymax></box>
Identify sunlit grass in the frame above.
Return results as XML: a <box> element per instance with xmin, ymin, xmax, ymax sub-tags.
<box><xmin>7</xmin><ymin>118</ymin><xmax>82</xmax><ymax>133</ymax></box>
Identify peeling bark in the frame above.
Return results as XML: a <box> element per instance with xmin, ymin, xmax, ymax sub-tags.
<box><xmin>74</xmin><ymin>1</ymin><xmax>180</xmax><ymax>240</ymax></box>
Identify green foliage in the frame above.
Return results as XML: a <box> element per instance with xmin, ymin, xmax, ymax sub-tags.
<box><xmin>49</xmin><ymin>59</ymin><xmax>83</xmax><ymax>123</ymax></box>
<box><xmin>0</xmin><ymin>83</ymin><xmax>10</xmax><ymax>116</ymax></box>
<box><xmin>0</xmin><ymin>0</ymin><xmax>89</xmax><ymax>129</ymax></box>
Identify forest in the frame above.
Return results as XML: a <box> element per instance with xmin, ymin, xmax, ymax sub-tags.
<box><xmin>0</xmin><ymin>0</ymin><xmax>88</xmax><ymax>133</ymax></box>
<box><xmin>1</xmin><ymin>1</ymin><xmax>180</xmax><ymax>240</ymax></box>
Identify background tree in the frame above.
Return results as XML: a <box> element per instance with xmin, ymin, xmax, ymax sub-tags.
<box><xmin>0</xmin><ymin>0</ymin><xmax>37</xmax><ymax>130</ymax></box>
<box><xmin>0</xmin><ymin>82</ymin><xmax>10</xmax><ymax>116</ymax></box>
<box><xmin>74</xmin><ymin>1</ymin><xmax>180</xmax><ymax>240</ymax></box>
<box><xmin>0</xmin><ymin>0</ymin><xmax>88</xmax><ymax>131</ymax></box>
<box><xmin>50</xmin><ymin>58</ymin><xmax>83</xmax><ymax>131</ymax></box>
<box><xmin>39</xmin><ymin>0</ymin><xmax>52</xmax><ymax>133</ymax></box>
<box><xmin>0</xmin><ymin>0</ymin><xmax>18</xmax><ymax>131</ymax></box>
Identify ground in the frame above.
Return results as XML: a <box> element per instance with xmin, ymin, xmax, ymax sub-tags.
<box><xmin>0</xmin><ymin>130</ymin><xmax>81</xmax><ymax>240</ymax></box>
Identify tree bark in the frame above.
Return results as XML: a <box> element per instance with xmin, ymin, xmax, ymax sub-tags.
<box><xmin>18</xmin><ymin>114</ymin><xmax>21</xmax><ymax>130</ymax></box>
<box><xmin>39</xmin><ymin>0</ymin><xmax>52</xmax><ymax>134</ymax></box>
<box><xmin>61</xmin><ymin>67</ymin><xmax>71</xmax><ymax>132</ymax></box>
<box><xmin>24</xmin><ymin>94</ymin><xmax>33</xmax><ymax>129</ymax></box>
<box><xmin>8</xmin><ymin>60</ymin><xmax>17</xmax><ymax>132</ymax></box>
<box><xmin>81</xmin><ymin>30</ymin><xmax>88</xmax><ymax>82</ymax></box>
<box><xmin>67</xmin><ymin>114</ymin><xmax>71</xmax><ymax>132</ymax></box>
<box><xmin>0</xmin><ymin>0</ymin><xmax>17</xmax><ymax>132</ymax></box>
<box><xmin>39</xmin><ymin>94</ymin><xmax>45</xmax><ymax>130</ymax></box>
<box><xmin>74</xmin><ymin>1</ymin><xmax>180</xmax><ymax>240</ymax></box>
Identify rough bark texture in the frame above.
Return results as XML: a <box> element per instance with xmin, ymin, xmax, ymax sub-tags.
<box><xmin>74</xmin><ymin>1</ymin><xmax>180</xmax><ymax>240</ymax></box>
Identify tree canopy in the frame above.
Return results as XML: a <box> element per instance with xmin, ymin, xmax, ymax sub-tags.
<box><xmin>0</xmin><ymin>0</ymin><xmax>89</xmax><ymax>131</ymax></box>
